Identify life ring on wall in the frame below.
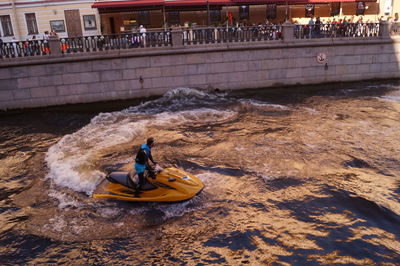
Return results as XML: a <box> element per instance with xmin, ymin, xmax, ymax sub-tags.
<box><xmin>316</xmin><ymin>52</ymin><xmax>327</xmax><ymax>64</ymax></box>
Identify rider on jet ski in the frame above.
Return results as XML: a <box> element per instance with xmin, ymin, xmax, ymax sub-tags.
<box><xmin>134</xmin><ymin>137</ymin><xmax>157</xmax><ymax>193</ymax></box>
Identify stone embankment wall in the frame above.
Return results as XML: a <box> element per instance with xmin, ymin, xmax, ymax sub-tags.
<box><xmin>1</xmin><ymin>37</ymin><xmax>400</xmax><ymax>110</ymax></box>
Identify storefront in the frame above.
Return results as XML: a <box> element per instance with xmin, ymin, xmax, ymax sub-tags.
<box><xmin>92</xmin><ymin>0</ymin><xmax>380</xmax><ymax>33</ymax></box>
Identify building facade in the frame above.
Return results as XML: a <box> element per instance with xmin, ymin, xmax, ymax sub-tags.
<box><xmin>93</xmin><ymin>0</ymin><xmax>398</xmax><ymax>34</ymax></box>
<box><xmin>0</xmin><ymin>0</ymin><xmax>398</xmax><ymax>41</ymax></box>
<box><xmin>0</xmin><ymin>0</ymin><xmax>101</xmax><ymax>42</ymax></box>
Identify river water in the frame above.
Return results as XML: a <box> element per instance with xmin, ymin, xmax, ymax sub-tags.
<box><xmin>1</xmin><ymin>81</ymin><xmax>399</xmax><ymax>264</ymax></box>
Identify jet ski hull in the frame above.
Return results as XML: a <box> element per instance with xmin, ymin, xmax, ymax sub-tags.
<box><xmin>92</xmin><ymin>167</ymin><xmax>204</xmax><ymax>202</ymax></box>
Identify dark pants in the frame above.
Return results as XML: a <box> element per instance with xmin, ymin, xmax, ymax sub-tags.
<box><xmin>137</xmin><ymin>172</ymin><xmax>145</xmax><ymax>190</ymax></box>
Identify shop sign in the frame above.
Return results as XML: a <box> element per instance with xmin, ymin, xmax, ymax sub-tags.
<box><xmin>305</xmin><ymin>4</ymin><xmax>315</xmax><ymax>18</ymax></box>
<box><xmin>356</xmin><ymin>2</ymin><xmax>365</xmax><ymax>16</ymax></box>
<box><xmin>266</xmin><ymin>4</ymin><xmax>277</xmax><ymax>20</ymax></box>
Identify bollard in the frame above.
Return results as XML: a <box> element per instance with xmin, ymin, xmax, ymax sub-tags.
<box><xmin>171</xmin><ymin>29</ymin><xmax>184</xmax><ymax>48</ymax></box>
<box><xmin>48</xmin><ymin>35</ymin><xmax>62</xmax><ymax>56</ymax></box>
<box><xmin>282</xmin><ymin>22</ymin><xmax>296</xmax><ymax>42</ymax></box>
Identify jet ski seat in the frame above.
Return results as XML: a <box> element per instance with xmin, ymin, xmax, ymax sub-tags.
<box><xmin>106</xmin><ymin>172</ymin><xmax>157</xmax><ymax>190</ymax></box>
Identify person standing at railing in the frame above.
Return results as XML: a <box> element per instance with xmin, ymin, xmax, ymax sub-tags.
<box><xmin>31</xmin><ymin>36</ymin><xmax>40</xmax><ymax>55</ymax></box>
<box><xmin>315</xmin><ymin>17</ymin><xmax>321</xmax><ymax>38</ymax></box>
<box><xmin>97</xmin><ymin>35</ymin><xmax>105</xmax><ymax>50</ymax></box>
<box><xmin>343</xmin><ymin>19</ymin><xmax>348</xmax><ymax>37</ymax></box>
<box><xmin>308</xmin><ymin>16</ymin><xmax>314</xmax><ymax>38</ymax></box>
<box><xmin>139</xmin><ymin>25</ymin><xmax>147</xmax><ymax>47</ymax></box>
<box><xmin>131</xmin><ymin>26</ymin><xmax>140</xmax><ymax>48</ymax></box>
<box><xmin>11</xmin><ymin>37</ymin><xmax>20</xmax><ymax>57</ymax></box>
<box><xmin>23</xmin><ymin>39</ymin><xmax>32</xmax><ymax>56</ymax></box>
<box><xmin>330</xmin><ymin>18</ymin><xmax>337</xmax><ymax>38</ymax></box>
<box><xmin>42</xmin><ymin>31</ymin><xmax>50</xmax><ymax>54</ymax></box>
<box><xmin>0</xmin><ymin>38</ymin><xmax>4</xmax><ymax>58</ymax></box>
<box><xmin>356</xmin><ymin>17</ymin><xmax>364</xmax><ymax>37</ymax></box>
<box><xmin>391</xmin><ymin>13</ymin><xmax>398</xmax><ymax>34</ymax></box>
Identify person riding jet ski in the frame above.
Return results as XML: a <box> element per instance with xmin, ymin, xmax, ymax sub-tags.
<box><xmin>134</xmin><ymin>137</ymin><xmax>157</xmax><ymax>194</ymax></box>
<box><xmin>92</xmin><ymin>137</ymin><xmax>205</xmax><ymax>202</ymax></box>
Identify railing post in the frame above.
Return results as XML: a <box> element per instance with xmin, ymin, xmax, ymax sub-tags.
<box><xmin>171</xmin><ymin>29</ymin><xmax>184</xmax><ymax>48</ymax></box>
<box><xmin>48</xmin><ymin>36</ymin><xmax>62</xmax><ymax>56</ymax></box>
<box><xmin>282</xmin><ymin>21</ymin><xmax>296</xmax><ymax>42</ymax></box>
<box><xmin>380</xmin><ymin>21</ymin><xmax>390</xmax><ymax>38</ymax></box>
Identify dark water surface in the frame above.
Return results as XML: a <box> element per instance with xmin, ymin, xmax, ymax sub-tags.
<box><xmin>1</xmin><ymin>81</ymin><xmax>400</xmax><ymax>265</ymax></box>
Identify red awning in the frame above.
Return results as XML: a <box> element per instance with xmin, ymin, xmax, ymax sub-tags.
<box><xmin>231</xmin><ymin>0</ymin><xmax>288</xmax><ymax>3</ymax></box>
<box><xmin>231</xmin><ymin>0</ymin><xmax>373</xmax><ymax>3</ymax></box>
<box><xmin>92</xmin><ymin>0</ymin><xmax>376</xmax><ymax>9</ymax></box>
<box><xmin>165</xmin><ymin>0</ymin><xmax>231</xmax><ymax>6</ymax></box>
<box><xmin>305</xmin><ymin>0</ymin><xmax>376</xmax><ymax>2</ymax></box>
<box><xmin>92</xmin><ymin>0</ymin><xmax>230</xmax><ymax>8</ymax></box>
<box><xmin>92</xmin><ymin>0</ymin><xmax>164</xmax><ymax>8</ymax></box>
<box><xmin>296</xmin><ymin>0</ymin><xmax>372</xmax><ymax>2</ymax></box>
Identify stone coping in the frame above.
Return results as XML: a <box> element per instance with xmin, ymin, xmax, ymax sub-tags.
<box><xmin>0</xmin><ymin>36</ymin><xmax>396</xmax><ymax>69</ymax></box>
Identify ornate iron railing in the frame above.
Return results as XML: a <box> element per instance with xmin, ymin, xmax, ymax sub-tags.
<box><xmin>0</xmin><ymin>23</ymin><xmax>393</xmax><ymax>59</ymax></box>
<box><xmin>60</xmin><ymin>31</ymin><xmax>171</xmax><ymax>54</ymax></box>
<box><xmin>0</xmin><ymin>40</ymin><xmax>48</xmax><ymax>59</ymax></box>
<box><xmin>294</xmin><ymin>23</ymin><xmax>381</xmax><ymax>39</ymax></box>
<box><xmin>391</xmin><ymin>22</ymin><xmax>399</xmax><ymax>35</ymax></box>
<box><xmin>183</xmin><ymin>26</ymin><xmax>282</xmax><ymax>45</ymax></box>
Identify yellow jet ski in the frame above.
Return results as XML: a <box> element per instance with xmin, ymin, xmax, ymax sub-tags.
<box><xmin>92</xmin><ymin>167</ymin><xmax>204</xmax><ymax>202</ymax></box>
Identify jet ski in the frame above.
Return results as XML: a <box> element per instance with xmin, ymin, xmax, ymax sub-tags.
<box><xmin>92</xmin><ymin>167</ymin><xmax>204</xmax><ymax>202</ymax></box>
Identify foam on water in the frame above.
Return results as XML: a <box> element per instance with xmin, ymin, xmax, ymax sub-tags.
<box><xmin>97</xmin><ymin>207</ymin><xmax>122</xmax><ymax>218</ymax></box>
<box><xmin>239</xmin><ymin>99</ymin><xmax>289</xmax><ymax>110</ymax></box>
<box><xmin>45</xmin><ymin>88</ymin><xmax>237</xmax><ymax>196</ymax></box>
<box><xmin>158</xmin><ymin>196</ymin><xmax>206</xmax><ymax>220</ymax></box>
<box><xmin>48</xmin><ymin>190</ymin><xmax>83</xmax><ymax>210</ymax></box>
<box><xmin>124</xmin><ymin>87</ymin><xmax>228</xmax><ymax>114</ymax></box>
<box><xmin>47</xmin><ymin>217</ymin><xmax>66</xmax><ymax>233</ymax></box>
<box><xmin>380</xmin><ymin>95</ymin><xmax>400</xmax><ymax>102</ymax></box>
<box><xmin>303</xmin><ymin>107</ymin><xmax>318</xmax><ymax>113</ymax></box>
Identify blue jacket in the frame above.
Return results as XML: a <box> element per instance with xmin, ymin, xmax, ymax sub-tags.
<box><xmin>135</xmin><ymin>143</ymin><xmax>154</xmax><ymax>166</ymax></box>
<box><xmin>134</xmin><ymin>143</ymin><xmax>153</xmax><ymax>174</ymax></box>
<box><xmin>141</xmin><ymin>143</ymin><xmax>151</xmax><ymax>160</ymax></box>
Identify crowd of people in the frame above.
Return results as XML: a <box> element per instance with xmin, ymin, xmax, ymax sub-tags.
<box><xmin>293</xmin><ymin>14</ymin><xmax>399</xmax><ymax>38</ymax></box>
<box><xmin>180</xmin><ymin>13</ymin><xmax>400</xmax><ymax>43</ymax></box>
<box><xmin>1</xmin><ymin>14</ymin><xmax>399</xmax><ymax>57</ymax></box>
<box><xmin>0</xmin><ymin>30</ymin><xmax>60</xmax><ymax>57</ymax></box>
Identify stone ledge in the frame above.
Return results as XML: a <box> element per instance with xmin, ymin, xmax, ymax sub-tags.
<box><xmin>0</xmin><ymin>37</ymin><xmax>396</xmax><ymax>69</ymax></box>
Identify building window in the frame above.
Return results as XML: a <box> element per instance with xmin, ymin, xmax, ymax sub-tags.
<box><xmin>210</xmin><ymin>10</ymin><xmax>221</xmax><ymax>23</ymax></box>
<box><xmin>83</xmin><ymin>15</ymin><xmax>97</xmax><ymax>30</ymax></box>
<box><xmin>356</xmin><ymin>2</ymin><xmax>365</xmax><ymax>16</ymax></box>
<box><xmin>167</xmin><ymin>11</ymin><xmax>180</xmax><ymax>25</ymax></box>
<box><xmin>25</xmin><ymin>13</ymin><xmax>38</xmax><ymax>35</ymax></box>
<box><xmin>138</xmin><ymin>11</ymin><xmax>150</xmax><ymax>25</ymax></box>
<box><xmin>305</xmin><ymin>4</ymin><xmax>315</xmax><ymax>17</ymax></box>
<box><xmin>266</xmin><ymin>4</ymin><xmax>277</xmax><ymax>20</ymax></box>
<box><xmin>50</xmin><ymin>20</ymin><xmax>66</xmax><ymax>32</ymax></box>
<box><xmin>239</xmin><ymin>5</ymin><xmax>249</xmax><ymax>20</ymax></box>
<box><xmin>0</xmin><ymin>15</ymin><xmax>14</xmax><ymax>37</ymax></box>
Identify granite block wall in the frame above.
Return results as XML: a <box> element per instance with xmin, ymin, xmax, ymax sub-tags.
<box><xmin>1</xmin><ymin>38</ymin><xmax>400</xmax><ymax>110</ymax></box>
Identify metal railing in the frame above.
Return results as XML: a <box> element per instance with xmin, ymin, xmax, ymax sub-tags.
<box><xmin>60</xmin><ymin>31</ymin><xmax>171</xmax><ymax>54</ymax></box>
<box><xmin>183</xmin><ymin>26</ymin><xmax>282</xmax><ymax>45</ymax></box>
<box><xmin>390</xmin><ymin>22</ymin><xmax>399</xmax><ymax>35</ymax></box>
<box><xmin>0</xmin><ymin>40</ymin><xmax>49</xmax><ymax>59</ymax></box>
<box><xmin>0</xmin><ymin>23</ymin><xmax>395</xmax><ymax>59</ymax></box>
<box><xmin>294</xmin><ymin>23</ymin><xmax>381</xmax><ymax>39</ymax></box>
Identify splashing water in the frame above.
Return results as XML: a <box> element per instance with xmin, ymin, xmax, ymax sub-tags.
<box><xmin>1</xmin><ymin>82</ymin><xmax>400</xmax><ymax>264</ymax></box>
